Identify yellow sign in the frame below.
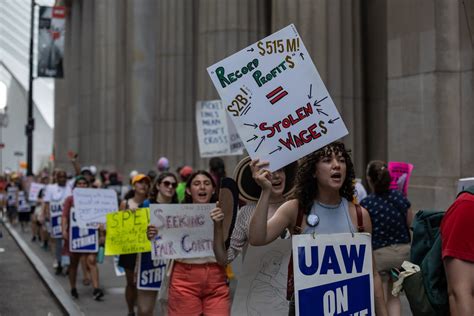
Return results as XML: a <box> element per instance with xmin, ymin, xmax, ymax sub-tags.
<box><xmin>105</xmin><ymin>208</ymin><xmax>151</xmax><ymax>255</ymax></box>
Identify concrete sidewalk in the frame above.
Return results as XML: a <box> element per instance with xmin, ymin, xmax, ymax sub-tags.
<box><xmin>4</xmin><ymin>222</ymin><xmax>130</xmax><ymax>316</ymax></box>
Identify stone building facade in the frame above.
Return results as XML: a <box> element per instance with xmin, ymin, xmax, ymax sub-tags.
<box><xmin>54</xmin><ymin>0</ymin><xmax>473</xmax><ymax>211</ymax></box>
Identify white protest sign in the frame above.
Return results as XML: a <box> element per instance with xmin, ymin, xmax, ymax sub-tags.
<box><xmin>73</xmin><ymin>188</ymin><xmax>119</xmax><ymax>228</ymax></box>
<box><xmin>28</xmin><ymin>182</ymin><xmax>45</xmax><ymax>202</ymax></box>
<box><xmin>457</xmin><ymin>177</ymin><xmax>474</xmax><ymax>193</ymax></box>
<box><xmin>231</xmin><ymin>239</ymin><xmax>291</xmax><ymax>316</ymax></box>
<box><xmin>196</xmin><ymin>100</ymin><xmax>244</xmax><ymax>157</ymax></box>
<box><xmin>150</xmin><ymin>203</ymin><xmax>215</xmax><ymax>259</ymax></box>
<box><xmin>293</xmin><ymin>233</ymin><xmax>374</xmax><ymax>316</ymax></box>
<box><xmin>207</xmin><ymin>24</ymin><xmax>348</xmax><ymax>171</ymax></box>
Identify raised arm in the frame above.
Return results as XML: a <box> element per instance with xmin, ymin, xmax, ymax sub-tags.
<box><xmin>210</xmin><ymin>201</ymin><xmax>227</xmax><ymax>266</ymax></box>
<box><xmin>249</xmin><ymin>190</ymin><xmax>295</xmax><ymax>246</ymax></box>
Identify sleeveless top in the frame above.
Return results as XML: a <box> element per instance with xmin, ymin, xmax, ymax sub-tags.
<box><xmin>303</xmin><ymin>198</ymin><xmax>355</xmax><ymax>234</ymax></box>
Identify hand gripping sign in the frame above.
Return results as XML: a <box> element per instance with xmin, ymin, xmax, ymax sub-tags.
<box><xmin>207</xmin><ymin>24</ymin><xmax>348</xmax><ymax>171</ymax></box>
<box><xmin>149</xmin><ymin>204</ymin><xmax>215</xmax><ymax>260</ymax></box>
<box><xmin>292</xmin><ymin>233</ymin><xmax>374</xmax><ymax>316</ymax></box>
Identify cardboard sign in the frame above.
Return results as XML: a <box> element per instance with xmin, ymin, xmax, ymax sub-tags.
<box><xmin>73</xmin><ymin>188</ymin><xmax>119</xmax><ymax>228</ymax></box>
<box><xmin>196</xmin><ymin>100</ymin><xmax>244</xmax><ymax>157</ymax></box>
<box><xmin>231</xmin><ymin>239</ymin><xmax>291</xmax><ymax>316</ymax></box>
<box><xmin>457</xmin><ymin>177</ymin><xmax>474</xmax><ymax>193</ymax></box>
<box><xmin>150</xmin><ymin>204</ymin><xmax>215</xmax><ymax>259</ymax></box>
<box><xmin>17</xmin><ymin>191</ymin><xmax>30</xmax><ymax>212</ymax></box>
<box><xmin>292</xmin><ymin>233</ymin><xmax>374</xmax><ymax>316</ymax></box>
<box><xmin>388</xmin><ymin>162</ymin><xmax>414</xmax><ymax>196</ymax></box>
<box><xmin>6</xmin><ymin>186</ymin><xmax>17</xmax><ymax>206</ymax></box>
<box><xmin>137</xmin><ymin>252</ymin><xmax>167</xmax><ymax>290</ymax></box>
<box><xmin>28</xmin><ymin>183</ymin><xmax>45</xmax><ymax>202</ymax></box>
<box><xmin>105</xmin><ymin>208</ymin><xmax>151</xmax><ymax>256</ymax></box>
<box><xmin>207</xmin><ymin>24</ymin><xmax>348</xmax><ymax>171</ymax></box>
<box><xmin>50</xmin><ymin>202</ymin><xmax>63</xmax><ymax>239</ymax></box>
<box><xmin>69</xmin><ymin>208</ymin><xmax>98</xmax><ymax>253</ymax></box>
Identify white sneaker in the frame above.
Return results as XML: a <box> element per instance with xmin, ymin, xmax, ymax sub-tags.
<box><xmin>53</xmin><ymin>260</ymin><xmax>58</xmax><ymax>268</ymax></box>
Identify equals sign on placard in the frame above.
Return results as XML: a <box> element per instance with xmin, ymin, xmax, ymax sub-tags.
<box><xmin>266</xmin><ymin>86</ymin><xmax>288</xmax><ymax>105</ymax></box>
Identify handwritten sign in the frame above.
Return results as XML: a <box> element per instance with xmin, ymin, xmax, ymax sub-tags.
<box><xmin>150</xmin><ymin>204</ymin><xmax>215</xmax><ymax>260</ymax></box>
<box><xmin>196</xmin><ymin>100</ymin><xmax>244</xmax><ymax>157</ymax></box>
<box><xmin>50</xmin><ymin>202</ymin><xmax>63</xmax><ymax>239</ymax></box>
<box><xmin>293</xmin><ymin>233</ymin><xmax>374</xmax><ymax>316</ymax></box>
<box><xmin>207</xmin><ymin>24</ymin><xmax>348</xmax><ymax>171</ymax></box>
<box><xmin>73</xmin><ymin>188</ymin><xmax>119</xmax><ymax>228</ymax></box>
<box><xmin>231</xmin><ymin>239</ymin><xmax>291</xmax><ymax>316</ymax></box>
<box><xmin>69</xmin><ymin>207</ymin><xmax>98</xmax><ymax>253</ymax></box>
<box><xmin>388</xmin><ymin>162</ymin><xmax>414</xmax><ymax>196</ymax></box>
<box><xmin>105</xmin><ymin>208</ymin><xmax>151</xmax><ymax>256</ymax></box>
<box><xmin>28</xmin><ymin>183</ymin><xmax>45</xmax><ymax>202</ymax></box>
<box><xmin>137</xmin><ymin>252</ymin><xmax>167</xmax><ymax>290</ymax></box>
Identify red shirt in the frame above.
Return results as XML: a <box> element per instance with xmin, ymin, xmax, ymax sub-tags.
<box><xmin>440</xmin><ymin>192</ymin><xmax>474</xmax><ymax>263</ymax></box>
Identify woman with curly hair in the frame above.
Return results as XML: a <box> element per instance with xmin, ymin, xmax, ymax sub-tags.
<box><xmin>249</xmin><ymin>141</ymin><xmax>388</xmax><ymax>316</ymax></box>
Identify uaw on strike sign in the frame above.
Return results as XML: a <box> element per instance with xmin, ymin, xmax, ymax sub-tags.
<box><xmin>207</xmin><ymin>24</ymin><xmax>348</xmax><ymax>171</ymax></box>
<box><xmin>293</xmin><ymin>234</ymin><xmax>374</xmax><ymax>316</ymax></box>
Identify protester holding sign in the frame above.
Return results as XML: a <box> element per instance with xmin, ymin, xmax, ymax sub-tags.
<box><xmin>118</xmin><ymin>174</ymin><xmax>151</xmax><ymax>316</ymax></box>
<box><xmin>147</xmin><ymin>170</ymin><xmax>230</xmax><ymax>316</ymax></box>
<box><xmin>361</xmin><ymin>160</ymin><xmax>413</xmax><ymax>316</ymax></box>
<box><xmin>61</xmin><ymin>176</ymin><xmax>104</xmax><ymax>300</ymax></box>
<box><xmin>43</xmin><ymin>169</ymin><xmax>71</xmax><ymax>275</ymax></box>
<box><xmin>249</xmin><ymin>141</ymin><xmax>387</xmax><ymax>316</ymax></box>
<box><xmin>137</xmin><ymin>172</ymin><xmax>178</xmax><ymax>316</ymax></box>
<box><xmin>211</xmin><ymin>156</ymin><xmax>295</xmax><ymax>265</ymax></box>
<box><xmin>6</xmin><ymin>173</ymin><xmax>21</xmax><ymax>224</ymax></box>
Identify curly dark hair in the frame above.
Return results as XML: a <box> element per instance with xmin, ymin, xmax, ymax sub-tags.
<box><xmin>290</xmin><ymin>141</ymin><xmax>355</xmax><ymax>214</ymax></box>
<box><xmin>184</xmin><ymin>170</ymin><xmax>218</xmax><ymax>203</ymax></box>
<box><xmin>149</xmin><ymin>171</ymin><xmax>179</xmax><ymax>204</ymax></box>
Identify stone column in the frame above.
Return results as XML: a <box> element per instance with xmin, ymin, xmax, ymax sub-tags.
<box><xmin>387</xmin><ymin>0</ymin><xmax>473</xmax><ymax>210</ymax></box>
<box><xmin>271</xmin><ymin>0</ymin><xmax>366</xmax><ymax>176</ymax></box>
<box><xmin>154</xmin><ymin>0</ymin><xmax>197</xmax><ymax>171</ymax></box>
<box><xmin>195</xmin><ymin>0</ymin><xmax>269</xmax><ymax>171</ymax></box>
<box><xmin>124</xmin><ymin>0</ymin><xmax>157</xmax><ymax>172</ymax></box>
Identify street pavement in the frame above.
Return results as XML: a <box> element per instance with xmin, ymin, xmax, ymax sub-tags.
<box><xmin>0</xmin><ymin>223</ymin><xmax>63</xmax><ymax>316</ymax></box>
<box><xmin>1</xmin><ymin>219</ymin><xmax>414</xmax><ymax>316</ymax></box>
<box><xmin>1</xmin><ymin>221</ymin><xmax>128</xmax><ymax>316</ymax></box>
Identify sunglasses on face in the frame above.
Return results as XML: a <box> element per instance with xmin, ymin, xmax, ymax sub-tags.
<box><xmin>161</xmin><ymin>180</ymin><xmax>177</xmax><ymax>189</ymax></box>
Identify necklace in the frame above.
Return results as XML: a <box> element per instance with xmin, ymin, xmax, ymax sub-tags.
<box><xmin>316</xmin><ymin>199</ymin><xmax>343</xmax><ymax>209</ymax></box>
<box><xmin>306</xmin><ymin>199</ymin><xmax>343</xmax><ymax>227</ymax></box>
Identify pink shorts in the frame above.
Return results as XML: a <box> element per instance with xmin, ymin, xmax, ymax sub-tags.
<box><xmin>168</xmin><ymin>262</ymin><xmax>230</xmax><ymax>316</ymax></box>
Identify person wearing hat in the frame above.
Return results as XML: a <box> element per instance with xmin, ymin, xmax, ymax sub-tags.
<box><xmin>157</xmin><ymin>157</ymin><xmax>170</xmax><ymax>173</ymax></box>
<box><xmin>118</xmin><ymin>173</ymin><xmax>151</xmax><ymax>316</ymax></box>
<box><xmin>137</xmin><ymin>171</ymin><xmax>179</xmax><ymax>316</ymax></box>
<box><xmin>210</xmin><ymin>156</ymin><xmax>296</xmax><ymax>269</ymax></box>
<box><xmin>176</xmin><ymin>165</ymin><xmax>193</xmax><ymax>203</ymax></box>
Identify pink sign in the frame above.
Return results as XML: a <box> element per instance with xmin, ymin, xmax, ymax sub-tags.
<box><xmin>388</xmin><ymin>162</ymin><xmax>414</xmax><ymax>196</ymax></box>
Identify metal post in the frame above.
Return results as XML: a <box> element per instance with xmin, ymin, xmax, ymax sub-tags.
<box><xmin>26</xmin><ymin>0</ymin><xmax>36</xmax><ymax>176</ymax></box>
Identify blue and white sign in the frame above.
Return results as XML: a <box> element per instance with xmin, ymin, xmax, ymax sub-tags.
<box><xmin>70</xmin><ymin>208</ymin><xmax>98</xmax><ymax>253</ymax></box>
<box><xmin>17</xmin><ymin>191</ymin><xmax>30</xmax><ymax>212</ymax></box>
<box><xmin>137</xmin><ymin>252</ymin><xmax>167</xmax><ymax>290</ymax></box>
<box><xmin>292</xmin><ymin>233</ymin><xmax>374</xmax><ymax>316</ymax></box>
<box><xmin>50</xmin><ymin>202</ymin><xmax>63</xmax><ymax>239</ymax></box>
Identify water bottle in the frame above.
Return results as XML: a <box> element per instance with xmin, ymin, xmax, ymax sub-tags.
<box><xmin>97</xmin><ymin>246</ymin><xmax>105</xmax><ymax>264</ymax></box>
